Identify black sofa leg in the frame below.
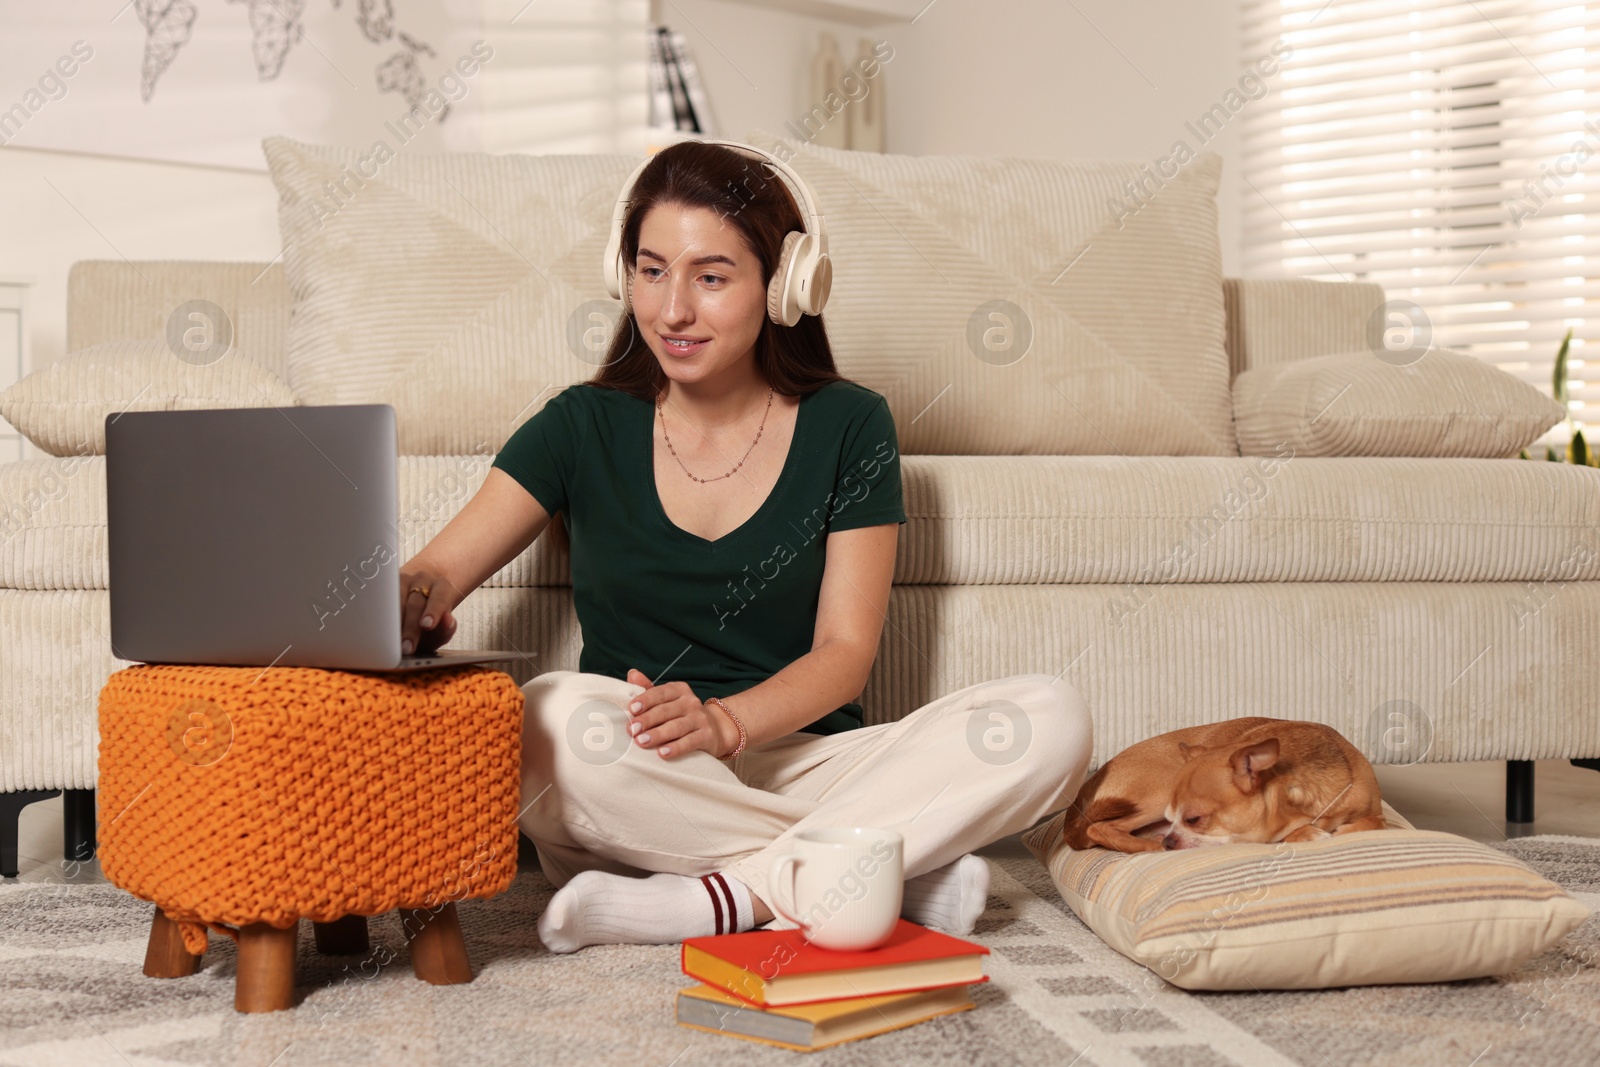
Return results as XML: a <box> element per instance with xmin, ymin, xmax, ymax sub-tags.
<box><xmin>1506</xmin><ymin>760</ymin><xmax>1536</xmax><ymax>824</ymax></box>
<box><xmin>63</xmin><ymin>789</ymin><xmax>96</xmax><ymax>864</ymax></box>
<box><xmin>1</xmin><ymin>790</ymin><xmax>62</xmax><ymax>878</ymax></box>
<box><xmin>1573</xmin><ymin>758</ymin><xmax>1600</xmax><ymax>773</ymax></box>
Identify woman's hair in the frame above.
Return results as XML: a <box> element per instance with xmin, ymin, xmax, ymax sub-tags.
<box><xmin>586</xmin><ymin>141</ymin><xmax>848</xmax><ymax>399</ymax></box>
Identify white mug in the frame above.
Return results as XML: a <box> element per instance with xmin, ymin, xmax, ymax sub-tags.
<box><xmin>767</xmin><ymin>827</ymin><xmax>904</xmax><ymax>951</ymax></box>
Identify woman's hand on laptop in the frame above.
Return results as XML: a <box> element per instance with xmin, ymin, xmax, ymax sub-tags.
<box><xmin>400</xmin><ymin>562</ymin><xmax>458</xmax><ymax>655</ymax></box>
<box><xmin>411</xmin><ymin>606</ymin><xmax>457</xmax><ymax>656</ymax></box>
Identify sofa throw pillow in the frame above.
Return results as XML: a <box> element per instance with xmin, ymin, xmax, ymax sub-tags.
<box><xmin>263</xmin><ymin>136</ymin><xmax>638</xmax><ymax>455</ymax></box>
<box><xmin>738</xmin><ymin>129</ymin><xmax>1238</xmax><ymax>456</ymax></box>
<box><xmin>1232</xmin><ymin>348</ymin><xmax>1567</xmax><ymax>458</ymax></box>
<box><xmin>1021</xmin><ymin>801</ymin><xmax>1590</xmax><ymax>991</ymax></box>
<box><xmin>0</xmin><ymin>340</ymin><xmax>299</xmax><ymax>456</ymax></box>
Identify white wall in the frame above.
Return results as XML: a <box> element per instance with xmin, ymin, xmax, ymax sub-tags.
<box><xmin>0</xmin><ymin>0</ymin><xmax>652</xmax><ymax>373</ymax></box>
<box><xmin>0</xmin><ymin>0</ymin><xmax>1246</xmax><ymax>372</ymax></box>
<box><xmin>663</xmin><ymin>0</ymin><xmax>1247</xmax><ymax>273</ymax></box>
<box><xmin>0</xmin><ymin>2</ymin><xmax>498</xmax><ymax>167</ymax></box>
<box><xmin>0</xmin><ymin>147</ymin><xmax>280</xmax><ymax>372</ymax></box>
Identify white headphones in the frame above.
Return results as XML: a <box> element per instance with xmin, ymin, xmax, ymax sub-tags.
<box><xmin>601</xmin><ymin>139</ymin><xmax>833</xmax><ymax>328</ymax></box>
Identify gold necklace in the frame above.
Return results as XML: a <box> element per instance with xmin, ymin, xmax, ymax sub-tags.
<box><xmin>658</xmin><ymin>386</ymin><xmax>775</xmax><ymax>484</ymax></box>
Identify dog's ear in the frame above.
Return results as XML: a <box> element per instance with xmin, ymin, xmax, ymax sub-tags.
<box><xmin>1230</xmin><ymin>738</ymin><xmax>1280</xmax><ymax>794</ymax></box>
<box><xmin>1177</xmin><ymin>741</ymin><xmax>1206</xmax><ymax>762</ymax></box>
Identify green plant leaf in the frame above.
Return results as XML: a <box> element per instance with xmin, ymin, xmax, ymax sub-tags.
<box><xmin>1554</xmin><ymin>327</ymin><xmax>1574</xmax><ymax>406</ymax></box>
<box><xmin>1571</xmin><ymin>427</ymin><xmax>1589</xmax><ymax>466</ymax></box>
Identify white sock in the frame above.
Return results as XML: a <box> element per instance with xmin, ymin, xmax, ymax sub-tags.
<box><xmin>537</xmin><ymin>869</ymin><xmax>757</xmax><ymax>954</ymax></box>
<box><xmin>899</xmin><ymin>854</ymin><xmax>991</xmax><ymax>935</ymax></box>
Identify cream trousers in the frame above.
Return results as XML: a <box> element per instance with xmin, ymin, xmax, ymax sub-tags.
<box><xmin>518</xmin><ymin>670</ymin><xmax>1094</xmax><ymax>908</ymax></box>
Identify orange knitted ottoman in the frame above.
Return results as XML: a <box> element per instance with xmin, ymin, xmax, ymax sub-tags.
<box><xmin>96</xmin><ymin>663</ymin><xmax>524</xmax><ymax>1012</ymax></box>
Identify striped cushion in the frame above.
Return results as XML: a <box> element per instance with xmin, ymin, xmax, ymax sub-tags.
<box><xmin>1022</xmin><ymin>802</ymin><xmax>1590</xmax><ymax>990</ymax></box>
<box><xmin>1233</xmin><ymin>348</ymin><xmax>1566</xmax><ymax>458</ymax></box>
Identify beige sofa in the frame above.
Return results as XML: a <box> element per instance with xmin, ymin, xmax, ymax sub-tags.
<box><xmin>3</xmin><ymin>131</ymin><xmax>1598</xmax><ymax>873</ymax></box>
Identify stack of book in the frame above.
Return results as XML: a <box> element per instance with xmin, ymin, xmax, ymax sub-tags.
<box><xmin>676</xmin><ymin>919</ymin><xmax>990</xmax><ymax>1053</ymax></box>
<box><xmin>648</xmin><ymin>25</ymin><xmax>715</xmax><ymax>136</ymax></box>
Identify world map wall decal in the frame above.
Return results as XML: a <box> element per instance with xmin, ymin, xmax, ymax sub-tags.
<box><xmin>132</xmin><ymin>0</ymin><xmax>452</xmax><ymax>122</ymax></box>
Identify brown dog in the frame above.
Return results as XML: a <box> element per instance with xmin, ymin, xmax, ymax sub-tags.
<box><xmin>1060</xmin><ymin>717</ymin><xmax>1387</xmax><ymax>853</ymax></box>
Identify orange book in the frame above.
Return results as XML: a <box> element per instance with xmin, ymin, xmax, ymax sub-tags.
<box><xmin>675</xmin><ymin>981</ymin><xmax>975</xmax><ymax>1052</ymax></box>
<box><xmin>680</xmin><ymin>918</ymin><xmax>990</xmax><ymax>1008</ymax></box>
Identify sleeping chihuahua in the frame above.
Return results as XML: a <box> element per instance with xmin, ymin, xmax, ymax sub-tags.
<box><xmin>1060</xmin><ymin>717</ymin><xmax>1387</xmax><ymax>853</ymax></box>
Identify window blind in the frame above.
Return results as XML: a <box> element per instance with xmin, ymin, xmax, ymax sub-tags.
<box><xmin>1241</xmin><ymin>0</ymin><xmax>1600</xmax><ymax>446</ymax></box>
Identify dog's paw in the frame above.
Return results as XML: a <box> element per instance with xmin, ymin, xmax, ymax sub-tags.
<box><xmin>1281</xmin><ymin>823</ymin><xmax>1333</xmax><ymax>843</ymax></box>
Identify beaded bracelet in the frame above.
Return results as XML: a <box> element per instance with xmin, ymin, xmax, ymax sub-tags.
<box><xmin>704</xmin><ymin>696</ymin><xmax>747</xmax><ymax>760</ymax></box>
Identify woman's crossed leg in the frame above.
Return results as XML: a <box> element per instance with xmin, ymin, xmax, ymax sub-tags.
<box><xmin>518</xmin><ymin>670</ymin><xmax>1093</xmax><ymax>952</ymax></box>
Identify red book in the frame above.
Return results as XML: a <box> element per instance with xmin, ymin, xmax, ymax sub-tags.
<box><xmin>681</xmin><ymin>918</ymin><xmax>990</xmax><ymax>1008</ymax></box>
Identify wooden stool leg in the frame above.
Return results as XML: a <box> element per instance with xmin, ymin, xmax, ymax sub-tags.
<box><xmin>313</xmin><ymin>914</ymin><xmax>370</xmax><ymax>955</ymax></box>
<box><xmin>235</xmin><ymin>921</ymin><xmax>298</xmax><ymax>1012</ymax></box>
<box><xmin>404</xmin><ymin>902</ymin><xmax>473</xmax><ymax>985</ymax></box>
<box><xmin>142</xmin><ymin>906</ymin><xmax>202</xmax><ymax>978</ymax></box>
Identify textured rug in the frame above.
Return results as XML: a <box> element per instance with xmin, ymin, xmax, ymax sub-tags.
<box><xmin>1</xmin><ymin>836</ymin><xmax>1597</xmax><ymax>1067</ymax></box>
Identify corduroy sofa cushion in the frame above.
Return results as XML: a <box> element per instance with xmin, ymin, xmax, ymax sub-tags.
<box><xmin>0</xmin><ymin>340</ymin><xmax>299</xmax><ymax>457</ymax></box>
<box><xmin>6</xmin><ymin>453</ymin><xmax>1600</xmax><ymax>591</ymax></box>
<box><xmin>1233</xmin><ymin>348</ymin><xmax>1567</xmax><ymax>458</ymax></box>
<box><xmin>263</xmin><ymin>132</ymin><xmax>1237</xmax><ymax>457</ymax></box>
<box><xmin>263</xmin><ymin>136</ymin><xmax>638</xmax><ymax>455</ymax></box>
<box><xmin>741</xmin><ymin>129</ymin><xmax>1238</xmax><ymax>457</ymax></box>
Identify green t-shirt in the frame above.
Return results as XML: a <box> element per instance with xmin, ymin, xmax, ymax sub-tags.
<box><xmin>491</xmin><ymin>379</ymin><xmax>906</xmax><ymax>735</ymax></box>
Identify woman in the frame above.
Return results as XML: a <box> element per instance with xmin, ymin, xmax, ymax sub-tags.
<box><xmin>398</xmin><ymin>141</ymin><xmax>1094</xmax><ymax>953</ymax></box>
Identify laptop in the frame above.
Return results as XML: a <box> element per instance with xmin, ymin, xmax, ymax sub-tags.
<box><xmin>106</xmin><ymin>404</ymin><xmax>522</xmax><ymax>672</ymax></box>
